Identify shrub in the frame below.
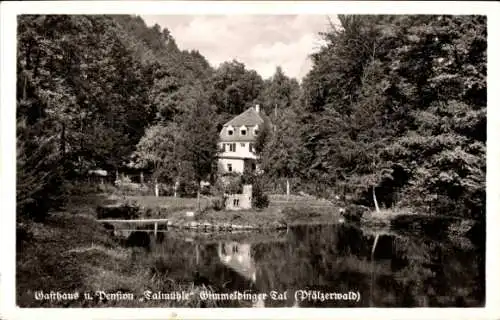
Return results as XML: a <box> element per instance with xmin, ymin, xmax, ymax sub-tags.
<box><xmin>96</xmin><ymin>202</ymin><xmax>140</xmax><ymax>219</ymax></box>
<box><xmin>241</xmin><ymin>172</ymin><xmax>256</xmax><ymax>185</ymax></box>
<box><xmin>252</xmin><ymin>180</ymin><xmax>269</xmax><ymax>209</ymax></box>
<box><xmin>211</xmin><ymin>197</ymin><xmax>226</xmax><ymax>211</ymax></box>
<box><xmin>225</xmin><ymin>177</ymin><xmax>242</xmax><ymax>194</ymax></box>
<box><xmin>209</xmin><ymin>179</ymin><xmax>225</xmax><ymax>197</ymax></box>
<box><xmin>178</xmin><ymin>180</ymin><xmax>198</xmax><ymax>198</ymax></box>
<box><xmin>200</xmin><ymin>184</ymin><xmax>212</xmax><ymax>196</ymax></box>
<box><xmin>341</xmin><ymin>204</ymin><xmax>370</xmax><ymax>222</ymax></box>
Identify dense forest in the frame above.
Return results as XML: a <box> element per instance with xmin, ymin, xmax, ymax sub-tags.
<box><xmin>17</xmin><ymin>15</ymin><xmax>486</xmax><ymax>221</ymax></box>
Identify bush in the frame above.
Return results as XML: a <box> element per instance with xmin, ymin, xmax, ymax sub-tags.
<box><xmin>200</xmin><ymin>184</ymin><xmax>212</xmax><ymax>196</ymax></box>
<box><xmin>225</xmin><ymin>177</ymin><xmax>242</xmax><ymax>194</ymax></box>
<box><xmin>209</xmin><ymin>179</ymin><xmax>225</xmax><ymax>197</ymax></box>
<box><xmin>241</xmin><ymin>172</ymin><xmax>256</xmax><ymax>185</ymax></box>
<box><xmin>211</xmin><ymin>197</ymin><xmax>226</xmax><ymax>211</ymax></box>
<box><xmin>341</xmin><ymin>204</ymin><xmax>370</xmax><ymax>222</ymax></box>
<box><xmin>96</xmin><ymin>202</ymin><xmax>140</xmax><ymax>219</ymax></box>
<box><xmin>178</xmin><ymin>180</ymin><xmax>199</xmax><ymax>198</ymax></box>
<box><xmin>252</xmin><ymin>180</ymin><xmax>269</xmax><ymax>209</ymax></box>
<box><xmin>213</xmin><ymin>174</ymin><xmax>242</xmax><ymax>194</ymax></box>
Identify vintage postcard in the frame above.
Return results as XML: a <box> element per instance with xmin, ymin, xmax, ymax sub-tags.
<box><xmin>1</xmin><ymin>1</ymin><xmax>499</xmax><ymax>319</ymax></box>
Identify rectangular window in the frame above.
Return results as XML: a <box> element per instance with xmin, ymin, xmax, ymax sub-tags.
<box><xmin>249</xmin><ymin>143</ymin><xmax>255</xmax><ymax>153</ymax></box>
<box><xmin>229</xmin><ymin>143</ymin><xmax>236</xmax><ymax>152</ymax></box>
<box><xmin>227</xmin><ymin>163</ymin><xmax>232</xmax><ymax>172</ymax></box>
<box><xmin>240</xmin><ymin>143</ymin><xmax>246</xmax><ymax>148</ymax></box>
<box><xmin>233</xmin><ymin>198</ymin><xmax>239</xmax><ymax>207</ymax></box>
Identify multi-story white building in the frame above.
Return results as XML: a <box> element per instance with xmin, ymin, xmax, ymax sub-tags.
<box><xmin>218</xmin><ymin>105</ymin><xmax>266</xmax><ymax>174</ymax></box>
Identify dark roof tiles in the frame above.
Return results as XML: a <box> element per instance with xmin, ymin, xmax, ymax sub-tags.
<box><xmin>223</xmin><ymin>107</ymin><xmax>264</xmax><ymax>127</ymax></box>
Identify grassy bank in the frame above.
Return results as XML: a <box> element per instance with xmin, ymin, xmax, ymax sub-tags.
<box><xmin>94</xmin><ymin>194</ymin><xmax>480</xmax><ymax>240</ymax></box>
<box><xmin>16</xmin><ymin>198</ymin><xmax>220</xmax><ymax>307</ymax></box>
<box><xmin>102</xmin><ymin>194</ymin><xmax>341</xmax><ymax>229</ymax></box>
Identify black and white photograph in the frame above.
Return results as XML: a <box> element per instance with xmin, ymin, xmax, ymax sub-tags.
<box><xmin>0</xmin><ymin>1</ymin><xmax>498</xmax><ymax>318</ymax></box>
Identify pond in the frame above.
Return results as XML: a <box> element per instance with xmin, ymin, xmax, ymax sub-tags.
<box><xmin>114</xmin><ymin>223</ymin><xmax>485</xmax><ymax>308</ymax></box>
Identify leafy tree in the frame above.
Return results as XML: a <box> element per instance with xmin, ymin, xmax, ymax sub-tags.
<box><xmin>257</xmin><ymin>66</ymin><xmax>301</xmax><ymax>117</ymax></box>
<box><xmin>275</xmin><ymin>14</ymin><xmax>486</xmax><ymax>217</ymax></box>
<box><xmin>16</xmin><ymin>117</ymin><xmax>66</xmax><ymax>220</ymax></box>
<box><xmin>209</xmin><ymin>60</ymin><xmax>264</xmax><ymax>118</ymax></box>
<box><xmin>131</xmin><ymin>123</ymin><xmax>182</xmax><ymax>185</ymax></box>
<box><xmin>176</xmin><ymin>84</ymin><xmax>219</xmax><ymax>206</ymax></box>
<box><xmin>259</xmin><ymin>108</ymin><xmax>309</xmax><ymax>180</ymax></box>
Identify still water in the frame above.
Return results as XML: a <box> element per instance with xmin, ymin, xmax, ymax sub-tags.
<box><xmin>115</xmin><ymin>223</ymin><xmax>484</xmax><ymax>308</ymax></box>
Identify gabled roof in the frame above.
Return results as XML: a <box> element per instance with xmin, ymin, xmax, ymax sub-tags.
<box><xmin>219</xmin><ymin>107</ymin><xmax>272</xmax><ymax>142</ymax></box>
<box><xmin>223</xmin><ymin>107</ymin><xmax>264</xmax><ymax>127</ymax></box>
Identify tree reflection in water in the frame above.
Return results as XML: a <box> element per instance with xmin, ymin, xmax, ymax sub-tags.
<box><xmin>123</xmin><ymin>223</ymin><xmax>484</xmax><ymax>308</ymax></box>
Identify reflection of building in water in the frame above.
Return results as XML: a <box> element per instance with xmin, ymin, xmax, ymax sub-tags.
<box><xmin>217</xmin><ymin>241</ymin><xmax>303</xmax><ymax>308</ymax></box>
<box><xmin>217</xmin><ymin>242</ymin><xmax>256</xmax><ymax>283</ymax></box>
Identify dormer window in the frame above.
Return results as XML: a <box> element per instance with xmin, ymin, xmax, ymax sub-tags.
<box><xmin>253</xmin><ymin>125</ymin><xmax>259</xmax><ymax>136</ymax></box>
<box><xmin>227</xmin><ymin>125</ymin><xmax>234</xmax><ymax>136</ymax></box>
<box><xmin>240</xmin><ymin>125</ymin><xmax>247</xmax><ymax>136</ymax></box>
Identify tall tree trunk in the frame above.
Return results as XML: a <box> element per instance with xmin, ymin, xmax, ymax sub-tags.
<box><xmin>197</xmin><ymin>189</ymin><xmax>201</xmax><ymax>212</ymax></box>
<box><xmin>154</xmin><ymin>178</ymin><xmax>159</xmax><ymax>197</ymax></box>
<box><xmin>174</xmin><ymin>177</ymin><xmax>179</xmax><ymax>198</ymax></box>
<box><xmin>372</xmin><ymin>185</ymin><xmax>380</xmax><ymax>213</ymax></box>
<box><xmin>196</xmin><ymin>179</ymin><xmax>201</xmax><ymax>212</ymax></box>
<box><xmin>286</xmin><ymin>179</ymin><xmax>290</xmax><ymax>202</ymax></box>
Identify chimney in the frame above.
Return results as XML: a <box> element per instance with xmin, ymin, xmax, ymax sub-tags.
<box><xmin>255</xmin><ymin>104</ymin><xmax>260</xmax><ymax>113</ymax></box>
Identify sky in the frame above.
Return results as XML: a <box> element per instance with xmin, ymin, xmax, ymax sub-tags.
<box><xmin>141</xmin><ymin>15</ymin><xmax>336</xmax><ymax>80</ymax></box>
